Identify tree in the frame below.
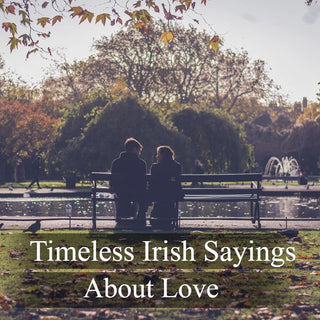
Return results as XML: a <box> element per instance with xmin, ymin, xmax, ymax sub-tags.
<box><xmin>45</xmin><ymin>23</ymin><xmax>277</xmax><ymax>117</ymax></box>
<box><xmin>92</xmin><ymin>23</ymin><xmax>216</xmax><ymax>104</ymax></box>
<box><xmin>42</xmin><ymin>56</ymin><xmax>111</xmax><ymax>104</ymax></box>
<box><xmin>172</xmin><ymin>108</ymin><xmax>253</xmax><ymax>173</ymax></box>
<box><xmin>1</xmin><ymin>0</ymin><xmax>223</xmax><ymax>56</ymax></box>
<box><xmin>48</xmin><ymin>95</ymin><xmax>192</xmax><ymax>177</ymax></box>
<box><xmin>282</xmin><ymin>120</ymin><xmax>320</xmax><ymax>174</ymax></box>
<box><xmin>296</xmin><ymin>102</ymin><xmax>320</xmax><ymax>124</ymax></box>
<box><xmin>203</xmin><ymin>49</ymin><xmax>275</xmax><ymax>111</ymax></box>
<box><xmin>0</xmin><ymin>99</ymin><xmax>59</xmax><ymax>181</ymax></box>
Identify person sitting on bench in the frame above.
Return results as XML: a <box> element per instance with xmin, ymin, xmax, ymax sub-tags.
<box><xmin>110</xmin><ymin>138</ymin><xmax>147</xmax><ymax>227</ymax></box>
<box><xmin>149</xmin><ymin>146</ymin><xmax>183</xmax><ymax>229</ymax></box>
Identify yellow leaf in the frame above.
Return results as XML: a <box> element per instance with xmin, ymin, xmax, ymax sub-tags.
<box><xmin>133</xmin><ymin>21</ymin><xmax>145</xmax><ymax>30</ymax></box>
<box><xmin>37</xmin><ymin>17</ymin><xmax>51</xmax><ymax>28</ymax></box>
<box><xmin>209</xmin><ymin>35</ymin><xmax>222</xmax><ymax>53</ymax></box>
<box><xmin>52</xmin><ymin>15</ymin><xmax>62</xmax><ymax>26</ymax></box>
<box><xmin>160</xmin><ymin>31</ymin><xmax>173</xmax><ymax>45</ymax></box>
<box><xmin>8</xmin><ymin>36</ymin><xmax>21</xmax><ymax>52</ymax></box>
<box><xmin>96</xmin><ymin>13</ymin><xmax>110</xmax><ymax>26</ymax></box>
<box><xmin>69</xmin><ymin>6</ymin><xmax>84</xmax><ymax>18</ymax></box>
<box><xmin>79</xmin><ymin>10</ymin><xmax>94</xmax><ymax>24</ymax></box>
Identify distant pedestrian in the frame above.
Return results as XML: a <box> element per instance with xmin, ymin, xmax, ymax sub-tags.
<box><xmin>192</xmin><ymin>160</ymin><xmax>204</xmax><ymax>187</ymax></box>
<box><xmin>27</xmin><ymin>156</ymin><xmax>42</xmax><ymax>189</ymax></box>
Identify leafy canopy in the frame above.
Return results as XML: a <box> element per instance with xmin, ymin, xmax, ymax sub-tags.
<box><xmin>0</xmin><ymin>0</ymin><xmax>222</xmax><ymax>56</ymax></box>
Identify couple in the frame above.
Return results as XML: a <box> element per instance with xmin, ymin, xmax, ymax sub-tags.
<box><xmin>110</xmin><ymin>138</ymin><xmax>183</xmax><ymax>229</ymax></box>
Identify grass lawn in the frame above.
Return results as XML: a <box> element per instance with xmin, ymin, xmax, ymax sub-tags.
<box><xmin>0</xmin><ymin>230</ymin><xmax>319</xmax><ymax>319</ymax></box>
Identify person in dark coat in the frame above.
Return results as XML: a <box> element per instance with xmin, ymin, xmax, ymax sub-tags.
<box><xmin>27</xmin><ymin>156</ymin><xmax>42</xmax><ymax>189</ymax></box>
<box><xmin>110</xmin><ymin>138</ymin><xmax>147</xmax><ymax>226</ymax></box>
<box><xmin>149</xmin><ymin>146</ymin><xmax>183</xmax><ymax>229</ymax></box>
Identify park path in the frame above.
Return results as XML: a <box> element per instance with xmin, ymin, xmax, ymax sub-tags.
<box><xmin>0</xmin><ymin>216</ymin><xmax>319</xmax><ymax>230</ymax></box>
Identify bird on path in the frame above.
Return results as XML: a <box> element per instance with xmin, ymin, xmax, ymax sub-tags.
<box><xmin>279</xmin><ymin>229</ymin><xmax>299</xmax><ymax>238</ymax></box>
<box><xmin>23</xmin><ymin>220</ymin><xmax>41</xmax><ymax>234</ymax></box>
<box><xmin>8</xmin><ymin>184</ymin><xmax>14</xmax><ymax>191</ymax></box>
<box><xmin>0</xmin><ymin>223</ymin><xmax>3</xmax><ymax>229</ymax></box>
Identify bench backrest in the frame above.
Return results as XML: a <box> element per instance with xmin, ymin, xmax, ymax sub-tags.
<box><xmin>91</xmin><ymin>172</ymin><xmax>262</xmax><ymax>196</ymax></box>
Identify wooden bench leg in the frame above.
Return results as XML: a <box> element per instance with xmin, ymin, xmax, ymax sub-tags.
<box><xmin>250</xmin><ymin>201</ymin><xmax>255</xmax><ymax>224</ymax></box>
<box><xmin>92</xmin><ymin>196</ymin><xmax>97</xmax><ymax>230</ymax></box>
<box><xmin>255</xmin><ymin>201</ymin><xmax>261</xmax><ymax>229</ymax></box>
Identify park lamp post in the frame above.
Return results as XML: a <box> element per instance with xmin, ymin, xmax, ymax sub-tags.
<box><xmin>65</xmin><ymin>204</ymin><xmax>72</xmax><ymax>230</ymax></box>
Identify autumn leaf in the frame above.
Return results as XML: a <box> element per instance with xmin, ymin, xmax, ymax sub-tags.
<box><xmin>160</xmin><ymin>31</ymin><xmax>173</xmax><ymax>45</ymax></box>
<box><xmin>9</xmin><ymin>248</ymin><xmax>26</xmax><ymax>257</ymax></box>
<box><xmin>52</xmin><ymin>15</ymin><xmax>63</xmax><ymax>26</ymax></box>
<box><xmin>79</xmin><ymin>10</ymin><xmax>94</xmax><ymax>24</ymax></box>
<box><xmin>26</xmin><ymin>48</ymin><xmax>38</xmax><ymax>59</ymax></box>
<box><xmin>19</xmin><ymin>33</ymin><xmax>31</xmax><ymax>45</ymax></box>
<box><xmin>146</xmin><ymin>0</ymin><xmax>156</xmax><ymax>8</ymax></box>
<box><xmin>5</xmin><ymin>5</ymin><xmax>15</xmax><ymax>14</ymax></box>
<box><xmin>181</xmin><ymin>0</ymin><xmax>192</xmax><ymax>9</ymax></box>
<box><xmin>8</xmin><ymin>36</ymin><xmax>21</xmax><ymax>52</ymax></box>
<box><xmin>37</xmin><ymin>32</ymin><xmax>50</xmax><ymax>38</ymax></box>
<box><xmin>37</xmin><ymin>17</ymin><xmax>51</xmax><ymax>28</ymax></box>
<box><xmin>2</xmin><ymin>22</ymin><xmax>11</xmax><ymax>32</ymax></box>
<box><xmin>19</xmin><ymin>10</ymin><xmax>31</xmax><ymax>25</ymax></box>
<box><xmin>96</xmin><ymin>13</ymin><xmax>111</xmax><ymax>26</ymax></box>
<box><xmin>69</xmin><ymin>6</ymin><xmax>84</xmax><ymax>18</ymax></box>
<box><xmin>175</xmin><ymin>4</ymin><xmax>186</xmax><ymax>13</ymax></box>
<box><xmin>209</xmin><ymin>35</ymin><xmax>222</xmax><ymax>53</ymax></box>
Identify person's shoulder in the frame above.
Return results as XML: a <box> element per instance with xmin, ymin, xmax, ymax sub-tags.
<box><xmin>111</xmin><ymin>152</ymin><xmax>123</xmax><ymax>168</ymax></box>
<box><xmin>150</xmin><ymin>162</ymin><xmax>159</xmax><ymax>172</ymax></box>
<box><xmin>173</xmin><ymin>160</ymin><xmax>182</xmax><ymax>173</ymax></box>
<box><xmin>173</xmin><ymin>160</ymin><xmax>182</xmax><ymax>168</ymax></box>
<box><xmin>138</xmin><ymin>157</ymin><xmax>146</xmax><ymax>164</ymax></box>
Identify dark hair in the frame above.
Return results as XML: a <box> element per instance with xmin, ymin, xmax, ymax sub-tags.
<box><xmin>157</xmin><ymin>146</ymin><xmax>175</xmax><ymax>161</ymax></box>
<box><xmin>124</xmin><ymin>138</ymin><xmax>143</xmax><ymax>152</ymax></box>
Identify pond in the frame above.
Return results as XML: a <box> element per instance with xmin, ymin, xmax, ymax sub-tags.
<box><xmin>0</xmin><ymin>197</ymin><xmax>319</xmax><ymax>219</ymax></box>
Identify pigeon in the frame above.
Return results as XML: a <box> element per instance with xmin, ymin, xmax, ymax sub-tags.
<box><xmin>279</xmin><ymin>230</ymin><xmax>299</xmax><ymax>238</ymax></box>
<box><xmin>50</xmin><ymin>187</ymin><xmax>54</xmax><ymax>191</ymax></box>
<box><xmin>0</xmin><ymin>223</ymin><xmax>3</xmax><ymax>229</ymax></box>
<box><xmin>23</xmin><ymin>220</ymin><xmax>41</xmax><ymax>234</ymax></box>
<box><xmin>8</xmin><ymin>184</ymin><xmax>14</xmax><ymax>191</ymax></box>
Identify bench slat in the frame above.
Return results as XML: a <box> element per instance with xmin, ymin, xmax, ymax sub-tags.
<box><xmin>92</xmin><ymin>172</ymin><xmax>262</xmax><ymax>183</ymax></box>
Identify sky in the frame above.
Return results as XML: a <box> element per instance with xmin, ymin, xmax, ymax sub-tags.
<box><xmin>1</xmin><ymin>0</ymin><xmax>320</xmax><ymax>103</ymax></box>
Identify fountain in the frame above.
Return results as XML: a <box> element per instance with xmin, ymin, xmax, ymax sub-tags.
<box><xmin>264</xmin><ymin>156</ymin><xmax>300</xmax><ymax>177</ymax></box>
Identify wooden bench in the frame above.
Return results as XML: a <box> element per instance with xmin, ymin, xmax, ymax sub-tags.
<box><xmin>91</xmin><ymin>172</ymin><xmax>262</xmax><ymax>229</ymax></box>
